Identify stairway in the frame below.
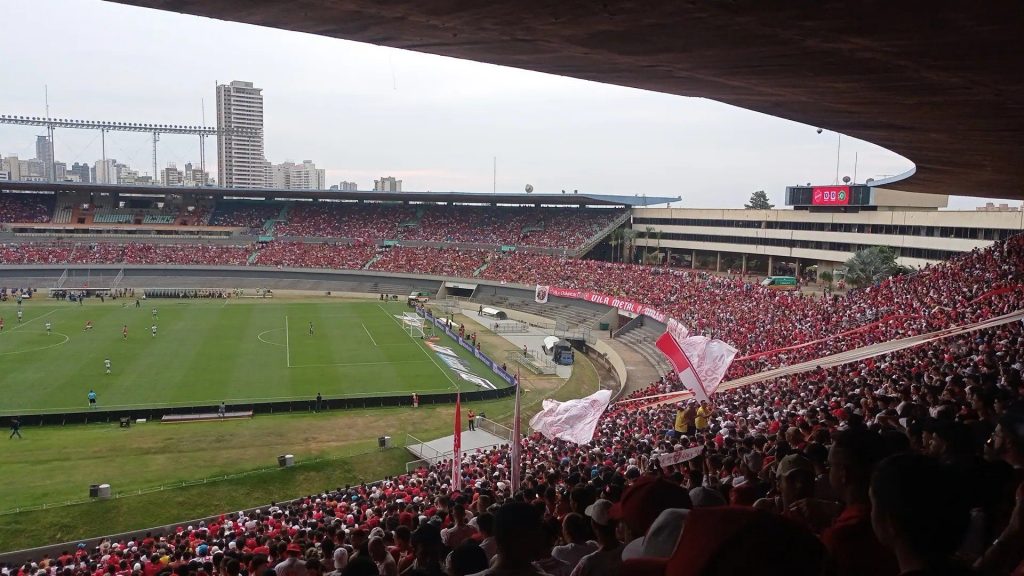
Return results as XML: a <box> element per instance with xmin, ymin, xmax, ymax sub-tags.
<box><xmin>616</xmin><ymin>324</ymin><xmax>673</xmax><ymax>375</ymax></box>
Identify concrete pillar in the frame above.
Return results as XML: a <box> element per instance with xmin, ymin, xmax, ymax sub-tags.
<box><xmin>692</xmin><ymin>249</ymin><xmax>697</xmax><ymax>269</ymax></box>
<box><xmin>716</xmin><ymin>252</ymin><xmax>721</xmax><ymax>272</ymax></box>
<box><xmin>768</xmin><ymin>255</ymin><xmax>773</xmax><ymax>276</ymax></box>
<box><xmin>741</xmin><ymin>253</ymin><xmax>747</xmax><ymax>275</ymax></box>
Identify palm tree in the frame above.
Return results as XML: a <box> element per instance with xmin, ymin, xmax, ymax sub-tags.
<box><xmin>844</xmin><ymin>246</ymin><xmax>899</xmax><ymax>288</ymax></box>
<box><xmin>608</xmin><ymin>228</ymin><xmax>622</xmax><ymax>263</ymax></box>
<box><xmin>644</xmin><ymin>226</ymin><xmax>654</xmax><ymax>262</ymax></box>
<box><xmin>623</xmin><ymin>228</ymin><xmax>638</xmax><ymax>264</ymax></box>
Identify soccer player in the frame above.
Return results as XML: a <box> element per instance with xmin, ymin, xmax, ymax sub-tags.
<box><xmin>104</xmin><ymin>358</ymin><xmax>112</xmax><ymax>374</ymax></box>
<box><xmin>309</xmin><ymin>321</ymin><xmax>314</xmax><ymax>336</ymax></box>
<box><xmin>84</xmin><ymin>321</ymin><xmax>93</xmax><ymax>331</ymax></box>
<box><xmin>0</xmin><ymin>317</ymin><xmax>4</xmax><ymax>332</ymax></box>
<box><xmin>9</xmin><ymin>417</ymin><xmax>21</xmax><ymax>439</ymax></box>
<box><xmin>218</xmin><ymin>402</ymin><xmax>226</xmax><ymax>417</ymax></box>
<box><xmin>152</xmin><ymin>308</ymin><xmax>158</xmax><ymax>320</ymax></box>
<box><xmin>88</xmin><ymin>389</ymin><xmax>97</xmax><ymax>409</ymax></box>
<box><xmin>17</xmin><ymin>309</ymin><xmax>23</xmax><ymax>323</ymax></box>
<box><xmin>45</xmin><ymin>321</ymin><xmax>52</xmax><ymax>335</ymax></box>
<box><xmin>122</xmin><ymin>325</ymin><xmax>128</xmax><ymax>340</ymax></box>
<box><xmin>151</xmin><ymin>324</ymin><xmax>157</xmax><ymax>338</ymax></box>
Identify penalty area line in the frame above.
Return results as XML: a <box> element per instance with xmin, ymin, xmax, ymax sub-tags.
<box><xmin>285</xmin><ymin>315</ymin><xmax>291</xmax><ymax>368</ymax></box>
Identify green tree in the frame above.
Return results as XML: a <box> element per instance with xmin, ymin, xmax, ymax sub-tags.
<box><xmin>622</xmin><ymin>228</ymin><xmax>638</xmax><ymax>263</ymax></box>
<box><xmin>744</xmin><ymin>190</ymin><xmax>775</xmax><ymax>210</ymax></box>
<box><xmin>608</xmin><ymin>228</ymin><xmax>622</xmax><ymax>262</ymax></box>
<box><xmin>644</xmin><ymin>225</ymin><xmax>655</xmax><ymax>261</ymax></box>
<box><xmin>844</xmin><ymin>246</ymin><xmax>908</xmax><ymax>288</ymax></box>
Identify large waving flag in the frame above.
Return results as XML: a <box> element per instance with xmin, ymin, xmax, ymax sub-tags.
<box><xmin>529</xmin><ymin>389</ymin><xmax>612</xmax><ymax>444</ymax></box>
<box><xmin>452</xmin><ymin>393</ymin><xmax>462</xmax><ymax>491</ymax></box>
<box><xmin>656</xmin><ymin>332</ymin><xmax>737</xmax><ymax>402</ymax></box>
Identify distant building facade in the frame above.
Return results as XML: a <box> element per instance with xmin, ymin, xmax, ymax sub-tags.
<box><xmin>270</xmin><ymin>160</ymin><xmax>325</xmax><ymax>190</ymax></box>
<box><xmin>373</xmin><ymin>176</ymin><xmax>402</xmax><ymax>192</ymax></box>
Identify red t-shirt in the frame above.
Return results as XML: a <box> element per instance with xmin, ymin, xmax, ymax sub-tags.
<box><xmin>820</xmin><ymin>504</ymin><xmax>898</xmax><ymax>576</ymax></box>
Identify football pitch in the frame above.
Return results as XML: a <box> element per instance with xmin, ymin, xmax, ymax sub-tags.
<box><xmin>0</xmin><ymin>298</ymin><xmax>505</xmax><ymax>413</ymax></box>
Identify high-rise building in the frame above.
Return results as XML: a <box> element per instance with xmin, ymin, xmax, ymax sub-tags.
<box><xmin>339</xmin><ymin>181</ymin><xmax>358</xmax><ymax>191</ymax></box>
<box><xmin>35</xmin><ymin>135</ymin><xmax>53</xmax><ymax>181</ymax></box>
<box><xmin>270</xmin><ymin>160</ymin><xmax>326</xmax><ymax>190</ymax></box>
<box><xmin>216</xmin><ymin>80</ymin><xmax>267</xmax><ymax>188</ymax></box>
<box><xmin>161</xmin><ymin>163</ymin><xmax>183</xmax><ymax>186</ymax></box>
<box><xmin>183</xmin><ymin>162</ymin><xmax>210</xmax><ymax>186</ymax></box>
<box><xmin>373</xmin><ymin>176</ymin><xmax>402</xmax><ymax>192</ymax></box>
<box><xmin>54</xmin><ymin>161</ymin><xmax>67</xmax><ymax>181</ymax></box>
<box><xmin>69</xmin><ymin>162</ymin><xmax>91</xmax><ymax>183</ymax></box>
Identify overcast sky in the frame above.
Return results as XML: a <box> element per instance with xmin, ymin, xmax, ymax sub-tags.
<box><xmin>0</xmin><ymin>0</ymin><xmax>1012</xmax><ymax>209</ymax></box>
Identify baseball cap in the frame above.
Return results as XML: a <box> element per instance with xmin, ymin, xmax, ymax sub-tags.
<box><xmin>286</xmin><ymin>543</ymin><xmax>303</xmax><ymax>554</ymax></box>
<box><xmin>775</xmin><ymin>454</ymin><xmax>814</xmax><ymax>479</ymax></box>
<box><xmin>584</xmin><ymin>499</ymin><xmax>614</xmax><ymax>527</ymax></box>
<box><xmin>621</xmin><ymin>508</ymin><xmax>689</xmax><ymax>560</ymax></box>
<box><xmin>609</xmin><ymin>475</ymin><xmax>692</xmax><ymax>536</ymax></box>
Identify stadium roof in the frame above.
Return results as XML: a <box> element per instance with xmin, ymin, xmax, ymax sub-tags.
<box><xmin>0</xmin><ymin>181</ymin><xmax>678</xmax><ymax>207</ymax></box>
<box><xmin>112</xmin><ymin>1</ymin><xmax>1024</xmax><ymax>201</ymax></box>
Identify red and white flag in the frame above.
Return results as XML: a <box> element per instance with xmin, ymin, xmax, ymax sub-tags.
<box><xmin>510</xmin><ymin>371</ymin><xmax>522</xmax><ymax>491</ymax></box>
<box><xmin>452</xmin><ymin>393</ymin><xmax>462</xmax><ymax>491</ymax></box>
<box><xmin>656</xmin><ymin>332</ymin><xmax>737</xmax><ymax>402</ymax></box>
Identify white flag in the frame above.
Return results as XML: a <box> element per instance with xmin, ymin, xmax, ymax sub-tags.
<box><xmin>529</xmin><ymin>389</ymin><xmax>611</xmax><ymax>444</ymax></box>
<box><xmin>678</xmin><ymin>335</ymin><xmax>737</xmax><ymax>397</ymax></box>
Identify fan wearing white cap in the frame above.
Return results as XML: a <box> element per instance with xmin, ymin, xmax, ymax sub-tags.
<box><xmin>572</xmin><ymin>500</ymin><xmax>623</xmax><ymax>576</ymax></box>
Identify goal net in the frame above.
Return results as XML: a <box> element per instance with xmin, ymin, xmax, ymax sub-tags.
<box><xmin>402</xmin><ymin>313</ymin><xmax>427</xmax><ymax>338</ymax></box>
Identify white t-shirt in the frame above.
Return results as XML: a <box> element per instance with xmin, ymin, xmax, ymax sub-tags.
<box><xmin>551</xmin><ymin>543</ymin><xmax>598</xmax><ymax>570</ymax></box>
<box><xmin>569</xmin><ymin>545</ymin><xmax>624</xmax><ymax>576</ymax></box>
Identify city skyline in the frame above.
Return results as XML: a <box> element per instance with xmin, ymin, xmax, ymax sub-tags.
<box><xmin>0</xmin><ymin>0</ymin><xmax>1015</xmax><ymax>209</ymax></box>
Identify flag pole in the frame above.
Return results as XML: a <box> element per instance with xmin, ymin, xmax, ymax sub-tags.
<box><xmin>452</xmin><ymin>393</ymin><xmax>462</xmax><ymax>492</ymax></box>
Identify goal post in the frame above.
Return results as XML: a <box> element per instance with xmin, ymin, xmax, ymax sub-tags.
<box><xmin>402</xmin><ymin>313</ymin><xmax>426</xmax><ymax>338</ymax></box>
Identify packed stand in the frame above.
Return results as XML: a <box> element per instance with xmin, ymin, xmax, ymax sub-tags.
<box><xmin>275</xmin><ymin>204</ymin><xmax>414</xmax><ymax>240</ymax></box>
<box><xmin>368</xmin><ymin>246</ymin><xmax>489</xmax><ymax>278</ymax></box>
<box><xmin>482</xmin><ymin>237</ymin><xmax>1024</xmax><ymax>378</ymax></box>
<box><xmin>401</xmin><ymin>207</ymin><xmax>623</xmax><ymax>249</ymax></box>
<box><xmin>0</xmin><ymin>192</ymin><xmax>53</xmax><ymax>224</ymax></box>
<box><xmin>210</xmin><ymin>202</ymin><xmax>281</xmax><ymax>229</ymax></box>
<box><xmin>253</xmin><ymin>241</ymin><xmax>376</xmax><ymax>270</ymax></box>
<box><xmin>0</xmin><ymin>242</ymin><xmax>252</xmax><ymax>266</ymax></box>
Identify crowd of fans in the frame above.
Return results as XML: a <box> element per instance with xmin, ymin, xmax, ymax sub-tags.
<box><xmin>369</xmin><ymin>247</ymin><xmax>489</xmax><ymax>278</ymax></box>
<box><xmin>210</xmin><ymin>203</ymin><xmax>281</xmax><ymax>229</ymax></box>
<box><xmin>480</xmin><ymin>238</ymin><xmax>1024</xmax><ymax>378</ymax></box>
<box><xmin>252</xmin><ymin>242</ymin><xmax>377</xmax><ymax>270</ymax></box>
<box><xmin>0</xmin><ymin>242</ymin><xmax>252</xmax><ymax>266</ymax></box>
<box><xmin>0</xmin><ymin>192</ymin><xmax>53</xmax><ymax>224</ymax></box>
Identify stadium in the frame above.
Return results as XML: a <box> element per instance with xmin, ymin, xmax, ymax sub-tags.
<box><xmin>2</xmin><ymin>2</ymin><xmax>1024</xmax><ymax>576</ymax></box>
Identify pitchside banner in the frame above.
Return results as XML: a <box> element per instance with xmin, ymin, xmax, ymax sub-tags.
<box><xmin>418</xmin><ymin>309</ymin><xmax>517</xmax><ymax>386</ymax></box>
<box><xmin>547</xmin><ymin>287</ymin><xmax>669</xmax><ymax>323</ymax></box>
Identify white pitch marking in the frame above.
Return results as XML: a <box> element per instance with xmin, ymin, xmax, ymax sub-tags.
<box><xmin>361</xmin><ymin>323</ymin><xmax>379</xmax><ymax>347</ymax></box>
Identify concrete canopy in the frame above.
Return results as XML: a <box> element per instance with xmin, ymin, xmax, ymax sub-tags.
<box><xmin>110</xmin><ymin>0</ymin><xmax>1024</xmax><ymax>200</ymax></box>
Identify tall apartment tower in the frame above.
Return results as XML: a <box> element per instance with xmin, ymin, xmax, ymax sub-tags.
<box><xmin>216</xmin><ymin>80</ymin><xmax>267</xmax><ymax>188</ymax></box>
<box><xmin>35</xmin><ymin>135</ymin><xmax>54</xmax><ymax>181</ymax></box>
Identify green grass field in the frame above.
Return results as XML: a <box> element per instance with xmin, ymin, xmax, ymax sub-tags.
<box><xmin>0</xmin><ymin>299</ymin><xmax>504</xmax><ymax>413</ymax></box>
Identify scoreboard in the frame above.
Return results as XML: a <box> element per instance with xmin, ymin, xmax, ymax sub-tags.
<box><xmin>786</xmin><ymin>184</ymin><xmax>872</xmax><ymax>209</ymax></box>
<box><xmin>812</xmin><ymin>185</ymin><xmax>850</xmax><ymax>205</ymax></box>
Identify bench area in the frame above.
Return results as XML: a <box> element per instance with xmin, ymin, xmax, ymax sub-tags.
<box><xmin>161</xmin><ymin>410</ymin><xmax>254</xmax><ymax>423</ymax></box>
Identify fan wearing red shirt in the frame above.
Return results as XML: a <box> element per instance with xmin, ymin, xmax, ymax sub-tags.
<box><xmin>821</xmin><ymin>427</ymin><xmax>898</xmax><ymax>576</ymax></box>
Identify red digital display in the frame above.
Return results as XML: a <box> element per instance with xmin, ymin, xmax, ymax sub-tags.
<box><xmin>812</xmin><ymin>186</ymin><xmax>850</xmax><ymax>205</ymax></box>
